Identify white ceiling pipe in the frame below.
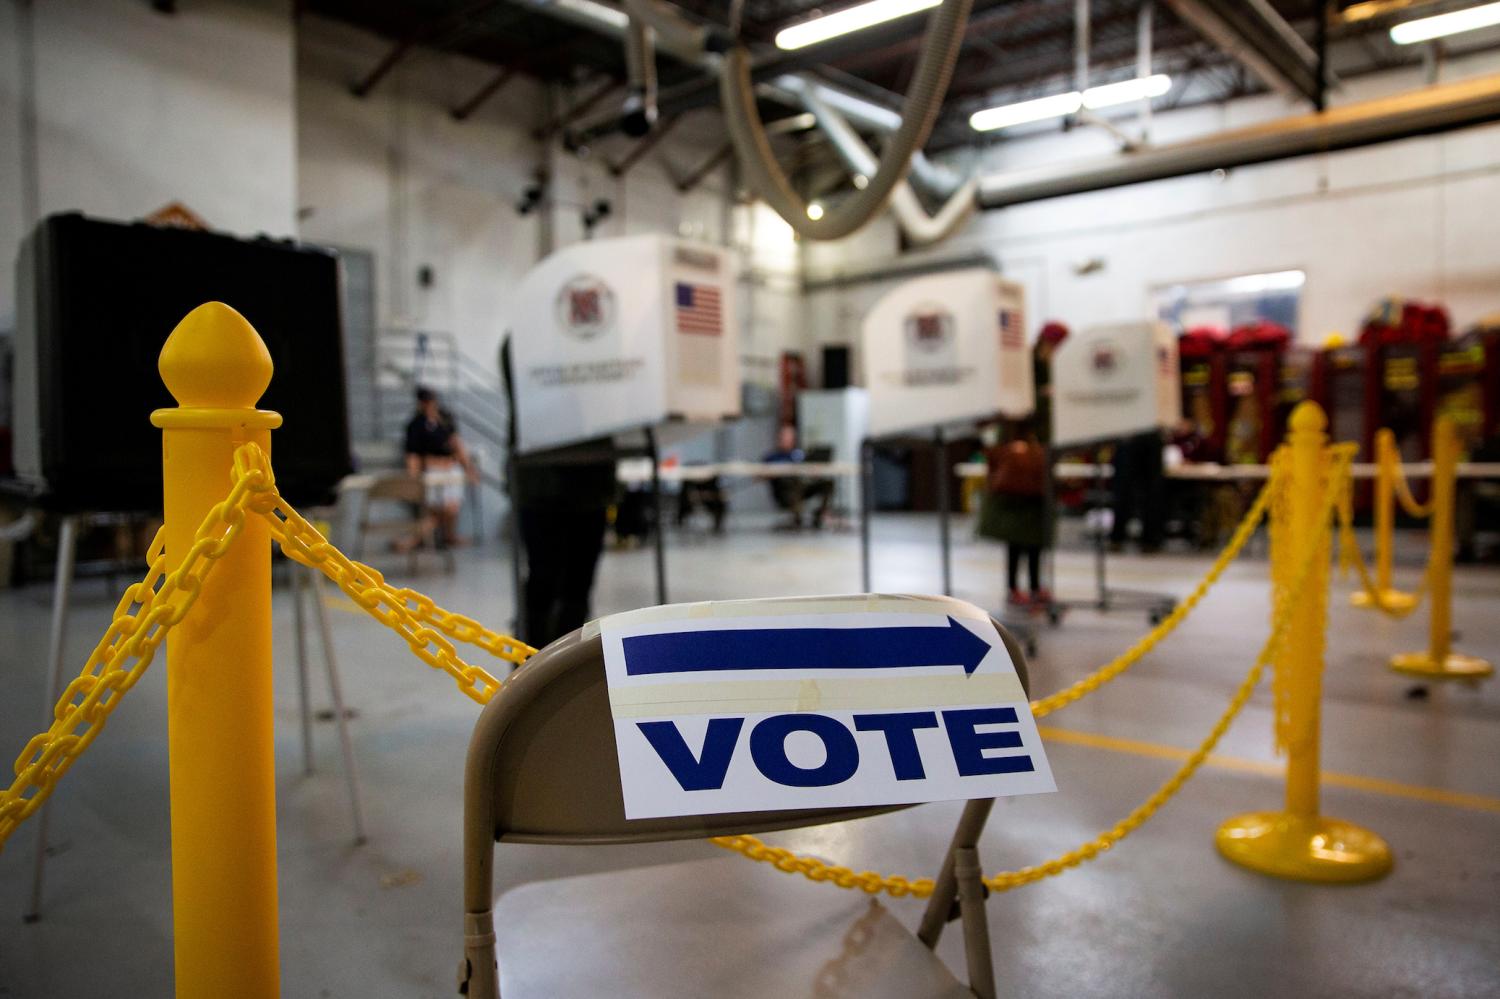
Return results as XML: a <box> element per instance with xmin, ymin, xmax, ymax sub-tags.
<box><xmin>769</xmin><ymin>75</ymin><xmax>966</xmax><ymax>199</ymax></box>
<box><xmin>802</xmin><ymin>88</ymin><xmax>978</xmax><ymax>245</ymax></box>
<box><xmin>976</xmin><ymin>72</ymin><xmax>1500</xmax><ymax>209</ymax></box>
<box><xmin>509</xmin><ymin>0</ymin><xmax>967</xmax><ymax>200</ymax></box>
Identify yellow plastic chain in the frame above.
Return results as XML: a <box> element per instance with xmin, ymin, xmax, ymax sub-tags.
<box><xmin>0</xmin><ymin>460</ymin><xmax>271</xmax><ymax>849</ymax></box>
<box><xmin>1029</xmin><ymin>467</ymin><xmax>1277</xmax><ymax>718</ymax></box>
<box><xmin>1387</xmin><ymin>443</ymin><xmax>1434</xmax><ymax>519</ymax></box>
<box><xmin>233</xmin><ymin>445</ymin><xmax>533</xmax><ymax>704</ymax></box>
<box><xmin>1334</xmin><ymin>466</ymin><xmax>1426</xmax><ymax>619</ymax></box>
<box><xmin>713</xmin><ymin>452</ymin><xmax>1352</xmax><ymax>898</ymax></box>
<box><xmin>0</xmin><ymin>447</ymin><xmax>534</xmax><ymax>851</ymax></box>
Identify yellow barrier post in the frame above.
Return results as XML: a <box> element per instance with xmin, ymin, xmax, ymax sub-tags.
<box><xmin>1390</xmin><ymin>416</ymin><xmax>1494</xmax><ymax>680</ymax></box>
<box><xmin>151</xmin><ymin>303</ymin><xmax>283</xmax><ymax>997</ymax></box>
<box><xmin>1349</xmin><ymin>428</ymin><xmax>1417</xmax><ymax>612</ymax></box>
<box><xmin>1216</xmin><ymin>402</ymin><xmax>1392</xmax><ymax>883</ymax></box>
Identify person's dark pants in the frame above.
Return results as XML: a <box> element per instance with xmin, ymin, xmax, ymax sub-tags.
<box><xmin>1109</xmin><ymin>432</ymin><xmax>1166</xmax><ymax>549</ymax></box>
<box><xmin>677</xmin><ymin>478</ymin><xmax>727</xmax><ymax>532</ymax></box>
<box><xmin>519</xmin><ymin>505</ymin><xmax>608</xmax><ymax>649</ymax></box>
<box><xmin>1007</xmin><ymin>544</ymin><xmax>1041</xmax><ymax>593</ymax></box>
<box><xmin>770</xmin><ymin>477</ymin><xmax>834</xmax><ymax>526</ymax></box>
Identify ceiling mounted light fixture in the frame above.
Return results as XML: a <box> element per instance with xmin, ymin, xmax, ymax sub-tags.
<box><xmin>969</xmin><ymin>74</ymin><xmax>1173</xmax><ymax>132</ymax></box>
<box><xmin>969</xmin><ymin>91</ymin><xmax>1084</xmax><ymax>132</ymax></box>
<box><xmin>1390</xmin><ymin>1</ymin><xmax>1500</xmax><ymax>43</ymax></box>
<box><xmin>775</xmin><ymin>0</ymin><xmax>942</xmax><ymax>50</ymax></box>
<box><xmin>1082</xmin><ymin>73</ymin><xmax>1173</xmax><ymax>109</ymax></box>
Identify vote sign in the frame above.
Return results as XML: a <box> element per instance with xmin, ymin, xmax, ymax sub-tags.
<box><xmin>597</xmin><ymin>595</ymin><xmax>1055</xmax><ymax>819</ymax></box>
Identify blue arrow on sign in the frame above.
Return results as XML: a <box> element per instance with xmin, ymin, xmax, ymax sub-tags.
<box><xmin>622</xmin><ymin>616</ymin><xmax>993</xmax><ymax>677</ymax></box>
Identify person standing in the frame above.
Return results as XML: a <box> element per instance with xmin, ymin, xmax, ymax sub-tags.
<box><xmin>501</xmin><ymin>340</ymin><xmax>619</xmax><ymax>648</ymax></box>
<box><xmin>403</xmin><ymin>387</ymin><xmax>477</xmax><ymax>550</ymax></box>
<box><xmin>979</xmin><ymin>420</ymin><xmax>1051</xmax><ymax>608</ymax></box>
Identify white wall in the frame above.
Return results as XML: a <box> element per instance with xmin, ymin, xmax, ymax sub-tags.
<box><xmin>0</xmin><ymin>0</ymin><xmax>298</xmax><ymax>329</ymax></box>
<box><xmin>801</xmin><ymin>50</ymin><xmax>1500</xmax><ymax>361</ymax></box>
<box><xmin>296</xmin><ymin>15</ymin><xmax>547</xmax><ymax>368</ymax></box>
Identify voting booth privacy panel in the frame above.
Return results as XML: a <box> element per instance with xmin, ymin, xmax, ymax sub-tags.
<box><xmin>508</xmin><ymin>235</ymin><xmax>741</xmax><ymax>454</ymax></box>
<box><xmin>11</xmin><ymin>213</ymin><xmax>354</xmax><ymax>510</ymax></box>
<box><xmin>1051</xmin><ymin>321</ymin><xmax>1183</xmax><ymax>447</ymax></box>
<box><xmin>862</xmin><ymin>269</ymin><xmax>1034</xmax><ymax>438</ymax></box>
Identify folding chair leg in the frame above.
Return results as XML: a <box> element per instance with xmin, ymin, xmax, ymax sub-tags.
<box><xmin>918</xmin><ymin>798</ymin><xmax>995</xmax><ymax>947</ymax></box>
<box><xmin>955</xmin><ymin>845</ymin><xmax>997</xmax><ymax>999</ymax></box>
<box><xmin>460</xmin><ymin>908</ymin><xmax>500</xmax><ymax>998</ymax></box>
<box><xmin>310</xmin><ymin>570</ymin><xmax>368</xmax><ymax>845</ymax></box>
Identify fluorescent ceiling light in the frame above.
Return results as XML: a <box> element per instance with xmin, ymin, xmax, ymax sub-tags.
<box><xmin>970</xmin><ymin>75</ymin><xmax>1172</xmax><ymax>132</ymax></box>
<box><xmin>552</xmin><ymin>0</ymin><xmax>629</xmax><ymax>29</ymax></box>
<box><xmin>969</xmin><ymin>91</ymin><xmax>1083</xmax><ymax>132</ymax></box>
<box><xmin>776</xmin><ymin>0</ymin><xmax>941</xmax><ymax>50</ymax></box>
<box><xmin>1082</xmin><ymin>73</ymin><xmax>1172</xmax><ymax>109</ymax></box>
<box><xmin>1390</xmin><ymin>1</ymin><xmax>1500</xmax><ymax>43</ymax></box>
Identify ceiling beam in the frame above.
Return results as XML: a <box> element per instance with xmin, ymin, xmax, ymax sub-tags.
<box><xmin>1162</xmin><ymin>0</ymin><xmax>1323</xmax><ymax>105</ymax></box>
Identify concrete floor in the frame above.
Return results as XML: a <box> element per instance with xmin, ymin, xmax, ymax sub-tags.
<box><xmin>0</xmin><ymin>513</ymin><xmax>1497</xmax><ymax>997</ymax></box>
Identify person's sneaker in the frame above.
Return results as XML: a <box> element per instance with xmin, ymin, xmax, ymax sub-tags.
<box><xmin>1031</xmin><ymin>587</ymin><xmax>1052</xmax><ymax>606</ymax></box>
<box><xmin>1007</xmin><ymin>589</ymin><xmax>1029</xmax><ymax>608</ymax></box>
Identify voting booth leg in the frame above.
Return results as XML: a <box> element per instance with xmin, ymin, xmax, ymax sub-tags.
<box><xmin>1351</xmin><ymin>429</ymin><xmax>1417</xmax><ymax>612</ymax></box>
<box><xmin>917</xmin><ymin>797</ymin><xmax>997</xmax><ymax>997</ymax></box>
<box><xmin>152</xmin><ymin>305</ymin><xmax>282</xmax><ymax>996</ymax></box>
<box><xmin>294</xmin><ymin>564</ymin><xmax>315</xmax><ymax>776</ymax></box>
<box><xmin>645</xmin><ymin>427</ymin><xmax>668</xmax><ymax>606</ymax></box>
<box><xmin>935</xmin><ymin>426</ymin><xmax>953</xmax><ymax>598</ymax></box>
<box><xmin>1217</xmin><ymin>403</ymin><xmax>1391</xmax><ymax>884</ymax></box>
<box><xmin>860</xmin><ymin>438</ymin><xmax>873</xmax><ymax>593</ymax></box>
<box><xmin>309</xmin><ymin>569</ymin><xmax>369</xmax><ymax>844</ymax></box>
<box><xmin>507</xmin><ymin>447</ymin><xmax>527</xmax><ymax>637</ymax></box>
<box><xmin>24</xmin><ymin>513</ymin><xmax>80</xmax><ymax>922</ymax></box>
<box><xmin>1390</xmin><ymin>417</ymin><xmax>1493</xmax><ymax>680</ymax></box>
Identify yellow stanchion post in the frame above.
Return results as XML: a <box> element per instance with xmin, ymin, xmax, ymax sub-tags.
<box><xmin>151</xmin><ymin>303</ymin><xmax>283</xmax><ymax>997</ymax></box>
<box><xmin>1349</xmin><ymin>428</ymin><xmax>1417</xmax><ymax>612</ymax></box>
<box><xmin>1390</xmin><ymin>416</ymin><xmax>1494</xmax><ymax>680</ymax></box>
<box><xmin>1216</xmin><ymin>402</ymin><xmax>1391</xmax><ymax>883</ymax></box>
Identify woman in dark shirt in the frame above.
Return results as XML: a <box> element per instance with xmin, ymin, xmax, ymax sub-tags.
<box><xmin>403</xmin><ymin>387</ymin><xmax>476</xmax><ymax>549</ymax></box>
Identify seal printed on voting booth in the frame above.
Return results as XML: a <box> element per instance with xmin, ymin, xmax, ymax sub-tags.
<box><xmin>596</xmin><ymin>595</ymin><xmax>1055</xmax><ymax>819</ymax></box>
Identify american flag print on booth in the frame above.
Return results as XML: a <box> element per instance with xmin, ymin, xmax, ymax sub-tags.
<box><xmin>676</xmin><ymin>282</ymin><xmax>723</xmax><ymax>336</ymax></box>
<box><xmin>1000</xmin><ymin>309</ymin><xmax>1024</xmax><ymax>350</ymax></box>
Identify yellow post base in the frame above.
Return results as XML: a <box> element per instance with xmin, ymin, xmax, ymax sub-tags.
<box><xmin>1216</xmin><ymin>812</ymin><xmax>1392</xmax><ymax>883</ymax></box>
<box><xmin>1389</xmin><ymin>651</ymin><xmax>1494</xmax><ymax>680</ymax></box>
<box><xmin>1349</xmin><ymin>588</ymin><xmax>1418</xmax><ymax>613</ymax></box>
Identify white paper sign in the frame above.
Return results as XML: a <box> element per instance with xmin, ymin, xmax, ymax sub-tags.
<box><xmin>596</xmin><ymin>594</ymin><xmax>1055</xmax><ymax>819</ymax></box>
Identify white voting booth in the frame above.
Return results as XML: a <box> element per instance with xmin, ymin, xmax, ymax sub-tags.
<box><xmin>857</xmin><ymin>268</ymin><xmax>1035</xmax><ymax>596</ymax></box>
<box><xmin>1048</xmin><ymin>321</ymin><xmax>1181</xmax><ymax>624</ymax></box>
<box><xmin>1051</xmin><ymin>321</ymin><xmax>1181</xmax><ymax>446</ymax></box>
<box><xmin>862</xmin><ymin>268</ymin><xmax>1033</xmax><ymax>438</ymax></box>
<box><xmin>505</xmin><ymin>234</ymin><xmax>741</xmax><ymax>611</ymax></box>
<box><xmin>508</xmin><ymin>233</ymin><xmax>741</xmax><ymax>454</ymax></box>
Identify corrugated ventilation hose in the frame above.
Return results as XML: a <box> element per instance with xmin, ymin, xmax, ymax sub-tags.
<box><xmin>718</xmin><ymin>0</ymin><xmax>973</xmax><ymax>240</ymax></box>
<box><xmin>802</xmin><ymin>89</ymin><xmax>977</xmax><ymax>246</ymax></box>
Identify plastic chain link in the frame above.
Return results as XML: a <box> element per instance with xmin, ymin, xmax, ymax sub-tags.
<box><xmin>1029</xmin><ymin>469</ymin><xmax>1277</xmax><ymax>719</ymax></box>
<box><xmin>1335</xmin><ymin>469</ymin><xmax>1426</xmax><ymax>619</ymax></box>
<box><xmin>0</xmin><ymin>460</ymin><xmax>270</xmax><ymax>850</ymax></box>
<box><xmin>0</xmin><ymin>446</ymin><xmax>536</xmax><ymax>851</ymax></box>
<box><xmin>1388</xmin><ymin>445</ymin><xmax>1434</xmax><ymax>520</ymax></box>
<box><xmin>233</xmin><ymin>445</ymin><xmax>534</xmax><ymax>704</ymax></box>
<box><xmin>712</xmin><ymin>452</ymin><xmax>1354</xmax><ymax>898</ymax></box>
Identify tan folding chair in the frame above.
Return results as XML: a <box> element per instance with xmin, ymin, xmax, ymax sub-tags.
<box><xmin>355</xmin><ymin>474</ymin><xmax>454</xmax><ymax>574</ymax></box>
<box><xmin>460</xmin><ymin>617</ymin><xmax>1031</xmax><ymax>998</ymax></box>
